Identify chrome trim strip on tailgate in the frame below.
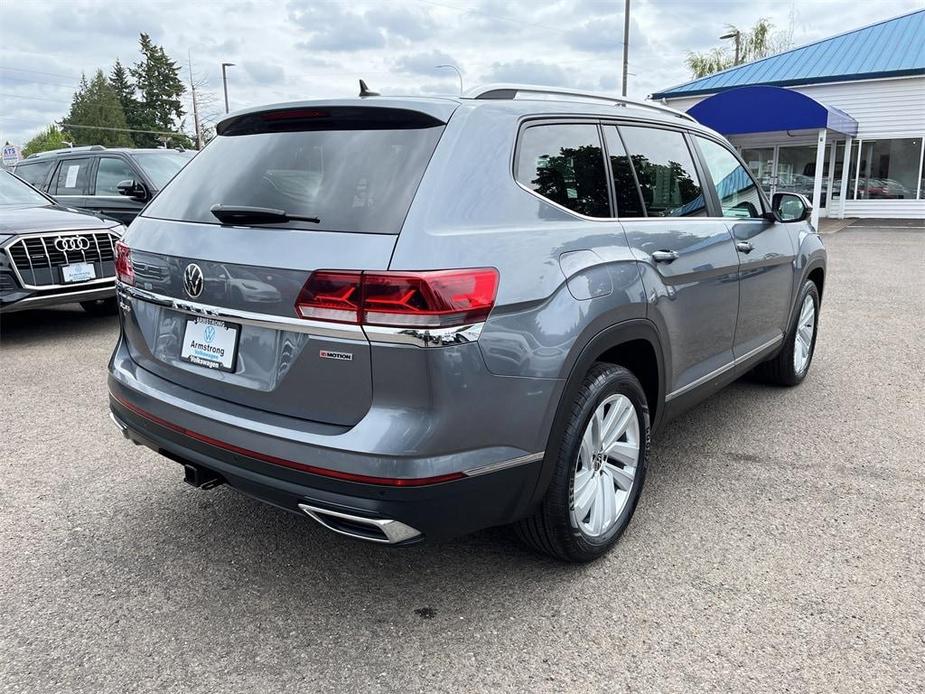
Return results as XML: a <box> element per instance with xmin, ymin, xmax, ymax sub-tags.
<box><xmin>118</xmin><ymin>283</ymin><xmax>364</xmax><ymax>339</ymax></box>
<box><xmin>363</xmin><ymin>323</ymin><xmax>484</xmax><ymax>347</ymax></box>
<box><xmin>120</xmin><ymin>284</ymin><xmax>486</xmax><ymax>347</ymax></box>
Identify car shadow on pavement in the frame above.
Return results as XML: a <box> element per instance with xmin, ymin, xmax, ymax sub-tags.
<box><xmin>98</xmin><ymin>374</ymin><xmax>792</xmax><ymax>629</ymax></box>
<box><xmin>0</xmin><ymin>306</ymin><xmax>118</xmax><ymax>347</ymax></box>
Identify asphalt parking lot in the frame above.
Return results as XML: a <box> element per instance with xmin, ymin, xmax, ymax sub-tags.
<box><xmin>1</xmin><ymin>228</ymin><xmax>922</xmax><ymax>693</ymax></box>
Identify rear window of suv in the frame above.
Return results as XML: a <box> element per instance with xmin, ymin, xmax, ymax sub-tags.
<box><xmin>142</xmin><ymin>107</ymin><xmax>445</xmax><ymax>233</ymax></box>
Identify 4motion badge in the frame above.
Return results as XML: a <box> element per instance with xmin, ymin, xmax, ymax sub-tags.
<box><xmin>319</xmin><ymin>350</ymin><xmax>353</xmax><ymax>362</ymax></box>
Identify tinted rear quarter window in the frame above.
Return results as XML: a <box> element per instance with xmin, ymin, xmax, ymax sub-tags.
<box><xmin>143</xmin><ymin>111</ymin><xmax>444</xmax><ymax>233</ymax></box>
<box><xmin>14</xmin><ymin>160</ymin><xmax>54</xmax><ymax>189</ymax></box>
<box><xmin>619</xmin><ymin>126</ymin><xmax>705</xmax><ymax>217</ymax></box>
<box><xmin>515</xmin><ymin>123</ymin><xmax>610</xmax><ymax>218</ymax></box>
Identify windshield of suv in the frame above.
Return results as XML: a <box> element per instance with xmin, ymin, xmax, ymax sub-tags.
<box><xmin>130</xmin><ymin>151</ymin><xmax>195</xmax><ymax>189</ymax></box>
<box><xmin>142</xmin><ymin>119</ymin><xmax>444</xmax><ymax>233</ymax></box>
<box><xmin>0</xmin><ymin>171</ymin><xmax>52</xmax><ymax>207</ymax></box>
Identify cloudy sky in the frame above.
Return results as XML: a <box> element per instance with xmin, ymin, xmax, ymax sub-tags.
<box><xmin>1</xmin><ymin>0</ymin><xmax>921</xmax><ymax>145</ymax></box>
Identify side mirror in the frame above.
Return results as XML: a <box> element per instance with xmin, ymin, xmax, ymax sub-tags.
<box><xmin>771</xmin><ymin>192</ymin><xmax>812</xmax><ymax>223</ymax></box>
<box><xmin>117</xmin><ymin>179</ymin><xmax>148</xmax><ymax>201</ymax></box>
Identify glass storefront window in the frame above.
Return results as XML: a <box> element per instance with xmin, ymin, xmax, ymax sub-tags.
<box><xmin>854</xmin><ymin>138</ymin><xmax>922</xmax><ymax>200</ymax></box>
<box><xmin>776</xmin><ymin>146</ymin><xmax>820</xmax><ymax>202</ymax></box>
<box><xmin>829</xmin><ymin>142</ymin><xmax>845</xmax><ymax>200</ymax></box>
<box><xmin>740</xmin><ymin>147</ymin><xmax>774</xmax><ymax>196</ymax></box>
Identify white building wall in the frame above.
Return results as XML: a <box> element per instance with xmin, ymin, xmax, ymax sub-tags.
<box><xmin>659</xmin><ymin>76</ymin><xmax>925</xmax><ymax>219</ymax></box>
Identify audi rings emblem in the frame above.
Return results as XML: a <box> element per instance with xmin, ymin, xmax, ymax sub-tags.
<box><xmin>183</xmin><ymin>263</ymin><xmax>204</xmax><ymax>298</ymax></box>
<box><xmin>55</xmin><ymin>236</ymin><xmax>90</xmax><ymax>252</ymax></box>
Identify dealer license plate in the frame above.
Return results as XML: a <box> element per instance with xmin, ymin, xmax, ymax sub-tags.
<box><xmin>180</xmin><ymin>317</ymin><xmax>240</xmax><ymax>372</ymax></box>
<box><xmin>62</xmin><ymin>262</ymin><xmax>96</xmax><ymax>283</ymax></box>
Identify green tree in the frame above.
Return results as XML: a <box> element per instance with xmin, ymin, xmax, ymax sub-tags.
<box><xmin>62</xmin><ymin>70</ymin><xmax>133</xmax><ymax>147</ymax></box>
<box><xmin>129</xmin><ymin>33</ymin><xmax>188</xmax><ymax>147</ymax></box>
<box><xmin>110</xmin><ymin>59</ymin><xmax>140</xmax><ymax>140</ymax></box>
<box><xmin>685</xmin><ymin>18</ymin><xmax>793</xmax><ymax>79</ymax></box>
<box><xmin>21</xmin><ymin>125</ymin><xmax>72</xmax><ymax>157</ymax></box>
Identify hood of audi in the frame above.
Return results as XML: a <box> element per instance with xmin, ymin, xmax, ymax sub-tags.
<box><xmin>0</xmin><ymin>204</ymin><xmax>116</xmax><ymax>236</ymax></box>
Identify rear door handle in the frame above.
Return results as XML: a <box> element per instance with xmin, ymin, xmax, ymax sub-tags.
<box><xmin>651</xmin><ymin>250</ymin><xmax>680</xmax><ymax>263</ymax></box>
<box><xmin>736</xmin><ymin>241</ymin><xmax>754</xmax><ymax>254</ymax></box>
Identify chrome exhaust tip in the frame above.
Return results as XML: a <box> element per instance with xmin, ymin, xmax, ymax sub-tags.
<box><xmin>109</xmin><ymin>412</ymin><xmax>129</xmax><ymax>438</ymax></box>
<box><xmin>298</xmin><ymin>503</ymin><xmax>421</xmax><ymax>544</ymax></box>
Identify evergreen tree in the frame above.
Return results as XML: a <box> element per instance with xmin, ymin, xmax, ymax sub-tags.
<box><xmin>129</xmin><ymin>33</ymin><xmax>187</xmax><ymax>147</ymax></box>
<box><xmin>110</xmin><ymin>59</ymin><xmax>140</xmax><ymax>144</ymax></box>
<box><xmin>63</xmin><ymin>70</ymin><xmax>133</xmax><ymax>147</ymax></box>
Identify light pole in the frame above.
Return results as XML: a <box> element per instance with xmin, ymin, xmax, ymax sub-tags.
<box><xmin>221</xmin><ymin>62</ymin><xmax>235</xmax><ymax>113</ymax></box>
<box><xmin>720</xmin><ymin>30</ymin><xmax>741</xmax><ymax>65</ymax></box>
<box><xmin>435</xmin><ymin>64</ymin><xmax>463</xmax><ymax>96</ymax></box>
<box><xmin>621</xmin><ymin>0</ymin><xmax>630</xmax><ymax>96</ymax></box>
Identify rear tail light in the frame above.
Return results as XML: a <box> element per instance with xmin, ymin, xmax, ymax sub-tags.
<box><xmin>295</xmin><ymin>268</ymin><xmax>499</xmax><ymax>328</ymax></box>
<box><xmin>115</xmin><ymin>240</ymin><xmax>134</xmax><ymax>286</ymax></box>
<box><xmin>295</xmin><ymin>271</ymin><xmax>361</xmax><ymax>322</ymax></box>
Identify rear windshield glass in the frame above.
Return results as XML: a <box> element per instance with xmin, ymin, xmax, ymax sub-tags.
<box><xmin>143</xmin><ymin>122</ymin><xmax>444</xmax><ymax>233</ymax></box>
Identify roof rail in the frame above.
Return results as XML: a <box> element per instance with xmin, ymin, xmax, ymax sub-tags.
<box><xmin>26</xmin><ymin>144</ymin><xmax>106</xmax><ymax>159</ymax></box>
<box><xmin>464</xmin><ymin>84</ymin><xmax>696</xmax><ymax>122</ymax></box>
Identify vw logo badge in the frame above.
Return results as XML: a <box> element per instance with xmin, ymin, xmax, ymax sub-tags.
<box><xmin>183</xmin><ymin>263</ymin><xmax>204</xmax><ymax>298</ymax></box>
<box><xmin>55</xmin><ymin>236</ymin><xmax>90</xmax><ymax>252</ymax></box>
<box><xmin>203</xmin><ymin>325</ymin><xmax>216</xmax><ymax>343</ymax></box>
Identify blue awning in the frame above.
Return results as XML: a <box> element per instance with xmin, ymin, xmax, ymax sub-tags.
<box><xmin>687</xmin><ymin>86</ymin><xmax>858</xmax><ymax>137</ymax></box>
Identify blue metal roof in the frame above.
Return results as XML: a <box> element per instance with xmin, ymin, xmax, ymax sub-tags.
<box><xmin>652</xmin><ymin>9</ymin><xmax>925</xmax><ymax>99</ymax></box>
<box><xmin>687</xmin><ymin>86</ymin><xmax>858</xmax><ymax>136</ymax></box>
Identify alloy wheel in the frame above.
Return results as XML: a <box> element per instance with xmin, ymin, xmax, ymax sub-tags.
<box><xmin>570</xmin><ymin>394</ymin><xmax>640</xmax><ymax>538</ymax></box>
<box><xmin>793</xmin><ymin>294</ymin><xmax>816</xmax><ymax>375</ymax></box>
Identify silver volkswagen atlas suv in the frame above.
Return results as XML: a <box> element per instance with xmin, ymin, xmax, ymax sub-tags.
<box><xmin>108</xmin><ymin>85</ymin><xmax>826</xmax><ymax>562</ymax></box>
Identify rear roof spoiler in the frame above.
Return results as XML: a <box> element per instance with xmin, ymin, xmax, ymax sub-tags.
<box><xmin>217</xmin><ymin>105</ymin><xmax>447</xmax><ymax>136</ymax></box>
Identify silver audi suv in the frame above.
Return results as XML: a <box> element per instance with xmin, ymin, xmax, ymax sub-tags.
<box><xmin>108</xmin><ymin>85</ymin><xmax>826</xmax><ymax>562</ymax></box>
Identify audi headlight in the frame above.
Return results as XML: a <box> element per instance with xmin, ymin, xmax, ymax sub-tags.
<box><xmin>109</xmin><ymin>223</ymin><xmax>127</xmax><ymax>238</ymax></box>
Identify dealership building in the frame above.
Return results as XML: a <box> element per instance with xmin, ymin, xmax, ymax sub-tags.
<box><xmin>652</xmin><ymin>9</ymin><xmax>925</xmax><ymax>223</ymax></box>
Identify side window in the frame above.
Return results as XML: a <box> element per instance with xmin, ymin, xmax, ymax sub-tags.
<box><xmin>14</xmin><ymin>160</ymin><xmax>54</xmax><ymax>189</ymax></box>
<box><xmin>618</xmin><ymin>126</ymin><xmax>706</xmax><ymax>217</ymax></box>
<box><xmin>53</xmin><ymin>158</ymin><xmax>92</xmax><ymax>196</ymax></box>
<box><xmin>602</xmin><ymin>126</ymin><xmax>645</xmax><ymax>217</ymax></box>
<box><xmin>515</xmin><ymin>123</ymin><xmax>610</xmax><ymax>218</ymax></box>
<box><xmin>696</xmin><ymin>137</ymin><xmax>765</xmax><ymax>218</ymax></box>
<box><xmin>94</xmin><ymin>157</ymin><xmax>136</xmax><ymax>196</ymax></box>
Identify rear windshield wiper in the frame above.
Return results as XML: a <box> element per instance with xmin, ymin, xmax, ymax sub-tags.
<box><xmin>210</xmin><ymin>204</ymin><xmax>320</xmax><ymax>225</ymax></box>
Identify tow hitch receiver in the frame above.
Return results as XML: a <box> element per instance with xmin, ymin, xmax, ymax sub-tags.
<box><xmin>183</xmin><ymin>463</ymin><xmax>225</xmax><ymax>490</ymax></box>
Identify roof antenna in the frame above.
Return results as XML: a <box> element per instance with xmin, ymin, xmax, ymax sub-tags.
<box><xmin>359</xmin><ymin>79</ymin><xmax>380</xmax><ymax>97</ymax></box>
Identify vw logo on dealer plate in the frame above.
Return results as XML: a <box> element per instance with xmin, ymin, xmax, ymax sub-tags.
<box><xmin>55</xmin><ymin>236</ymin><xmax>90</xmax><ymax>252</ymax></box>
<box><xmin>183</xmin><ymin>263</ymin><xmax>204</xmax><ymax>298</ymax></box>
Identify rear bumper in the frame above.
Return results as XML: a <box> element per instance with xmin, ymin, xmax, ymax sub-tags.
<box><xmin>109</xmin><ymin>393</ymin><xmax>543</xmax><ymax>543</ymax></box>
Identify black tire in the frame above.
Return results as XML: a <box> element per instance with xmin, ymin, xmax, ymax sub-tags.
<box><xmin>515</xmin><ymin>363</ymin><xmax>650</xmax><ymax>562</ymax></box>
<box><xmin>79</xmin><ymin>297</ymin><xmax>119</xmax><ymax>316</ymax></box>
<box><xmin>754</xmin><ymin>279</ymin><xmax>820</xmax><ymax>386</ymax></box>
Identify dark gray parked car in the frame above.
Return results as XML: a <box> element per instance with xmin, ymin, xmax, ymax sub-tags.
<box><xmin>108</xmin><ymin>85</ymin><xmax>826</xmax><ymax>561</ymax></box>
<box><xmin>14</xmin><ymin>146</ymin><xmax>193</xmax><ymax>225</ymax></box>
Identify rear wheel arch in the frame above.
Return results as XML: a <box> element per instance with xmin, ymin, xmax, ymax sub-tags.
<box><xmin>529</xmin><ymin>319</ymin><xmax>666</xmax><ymax>509</ymax></box>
